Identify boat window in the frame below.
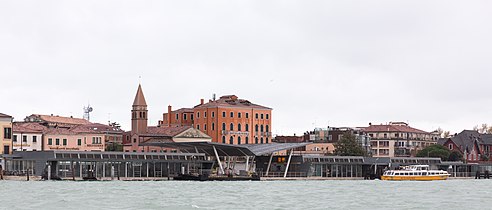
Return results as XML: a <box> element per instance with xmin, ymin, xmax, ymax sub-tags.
<box><xmin>423</xmin><ymin>172</ymin><xmax>427</xmax><ymax>176</ymax></box>
<box><xmin>404</xmin><ymin>173</ymin><xmax>409</xmax><ymax>176</ymax></box>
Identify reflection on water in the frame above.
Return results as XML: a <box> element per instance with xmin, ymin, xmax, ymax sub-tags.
<box><xmin>0</xmin><ymin>180</ymin><xmax>490</xmax><ymax>210</ymax></box>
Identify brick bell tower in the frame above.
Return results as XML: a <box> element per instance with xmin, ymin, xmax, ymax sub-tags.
<box><xmin>131</xmin><ymin>84</ymin><xmax>148</xmax><ymax>134</ymax></box>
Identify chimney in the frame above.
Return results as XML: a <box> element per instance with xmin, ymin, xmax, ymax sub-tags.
<box><xmin>200</xmin><ymin>99</ymin><xmax>204</xmax><ymax>105</ymax></box>
<box><xmin>168</xmin><ymin>105</ymin><xmax>172</xmax><ymax>127</ymax></box>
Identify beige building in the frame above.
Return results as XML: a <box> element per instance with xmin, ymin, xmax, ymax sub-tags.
<box><xmin>0</xmin><ymin>113</ymin><xmax>13</xmax><ymax>155</ymax></box>
<box><xmin>363</xmin><ymin>122</ymin><xmax>439</xmax><ymax>157</ymax></box>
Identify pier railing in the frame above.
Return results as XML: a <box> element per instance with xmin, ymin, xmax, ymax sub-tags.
<box><xmin>258</xmin><ymin>172</ymin><xmax>307</xmax><ymax>178</ymax></box>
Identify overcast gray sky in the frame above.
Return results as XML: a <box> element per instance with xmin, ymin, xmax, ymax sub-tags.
<box><xmin>1</xmin><ymin>1</ymin><xmax>492</xmax><ymax>135</ymax></box>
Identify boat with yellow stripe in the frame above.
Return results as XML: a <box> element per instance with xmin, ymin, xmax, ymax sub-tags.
<box><xmin>381</xmin><ymin>165</ymin><xmax>450</xmax><ymax>181</ymax></box>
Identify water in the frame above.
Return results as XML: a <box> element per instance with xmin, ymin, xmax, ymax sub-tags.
<box><xmin>0</xmin><ymin>179</ymin><xmax>490</xmax><ymax>210</ymax></box>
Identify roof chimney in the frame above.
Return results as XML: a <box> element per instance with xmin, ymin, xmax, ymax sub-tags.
<box><xmin>200</xmin><ymin>99</ymin><xmax>204</xmax><ymax>105</ymax></box>
<box><xmin>168</xmin><ymin>105</ymin><xmax>172</xmax><ymax>127</ymax></box>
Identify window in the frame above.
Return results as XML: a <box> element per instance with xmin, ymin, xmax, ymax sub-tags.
<box><xmin>13</xmin><ymin>135</ymin><xmax>17</xmax><ymax>142</ymax></box>
<box><xmin>238</xmin><ymin>113</ymin><xmax>242</xmax><ymax>118</ymax></box>
<box><xmin>143</xmin><ymin>112</ymin><xmax>146</xmax><ymax>119</ymax></box>
<box><xmin>176</xmin><ymin>114</ymin><xmax>179</xmax><ymax>120</ymax></box>
<box><xmin>140</xmin><ymin>112</ymin><xmax>143</xmax><ymax>118</ymax></box>
<box><xmin>4</xmin><ymin>128</ymin><xmax>11</xmax><ymax>139</ymax></box>
<box><xmin>222</xmin><ymin>112</ymin><xmax>226</xmax><ymax>117</ymax></box>
<box><xmin>212</xmin><ymin>123</ymin><xmax>215</xmax><ymax>131</ymax></box>
<box><xmin>261</xmin><ymin>114</ymin><xmax>264</xmax><ymax>119</ymax></box>
<box><xmin>197</xmin><ymin>112</ymin><xmax>200</xmax><ymax>118</ymax></box>
<box><xmin>23</xmin><ymin>135</ymin><xmax>27</xmax><ymax>142</ymax></box>
<box><xmin>266</xmin><ymin>138</ymin><xmax>269</xmax><ymax>144</ymax></box>
<box><xmin>246</xmin><ymin>124</ymin><xmax>249</xmax><ymax>131</ymax></box>
<box><xmin>56</xmin><ymin>138</ymin><xmax>60</xmax><ymax>145</ymax></box>
<box><xmin>260</xmin><ymin>138</ymin><xmax>264</xmax><ymax>144</ymax></box>
<box><xmin>197</xmin><ymin>125</ymin><xmax>200</xmax><ymax>130</ymax></box>
<box><xmin>222</xmin><ymin>123</ymin><xmax>226</xmax><ymax>131</ymax></box>
<box><xmin>230</xmin><ymin>123</ymin><xmax>234</xmax><ymax>131</ymax></box>
<box><xmin>204</xmin><ymin>112</ymin><xmax>207</xmax><ymax>118</ymax></box>
<box><xmin>212</xmin><ymin>112</ymin><xmax>215</xmax><ymax>118</ymax></box>
<box><xmin>204</xmin><ymin>124</ymin><xmax>207</xmax><ymax>131</ymax></box>
<box><xmin>246</xmin><ymin>113</ymin><xmax>249</xmax><ymax>118</ymax></box>
<box><xmin>222</xmin><ymin>136</ymin><xmax>226</xmax><ymax>144</ymax></box>
<box><xmin>255</xmin><ymin>137</ymin><xmax>258</xmax><ymax>144</ymax></box>
<box><xmin>191</xmin><ymin>114</ymin><xmax>194</xmax><ymax>120</ymax></box>
<box><xmin>78</xmin><ymin>139</ymin><xmax>82</xmax><ymax>146</ymax></box>
<box><xmin>261</xmin><ymin>125</ymin><xmax>264</xmax><ymax>132</ymax></box>
<box><xmin>266</xmin><ymin>125</ymin><xmax>269</xmax><ymax>133</ymax></box>
<box><xmin>448</xmin><ymin>144</ymin><xmax>453</xmax><ymax>150</ymax></box>
<box><xmin>48</xmin><ymin>138</ymin><xmax>53</xmax><ymax>145</ymax></box>
<box><xmin>33</xmin><ymin>136</ymin><xmax>37</xmax><ymax>142</ymax></box>
<box><xmin>229</xmin><ymin>136</ymin><xmax>234</xmax><ymax>144</ymax></box>
<box><xmin>238</xmin><ymin>137</ymin><xmax>241</xmax><ymax>145</ymax></box>
<box><xmin>255</xmin><ymin>113</ymin><xmax>259</xmax><ymax>119</ymax></box>
<box><xmin>255</xmin><ymin>125</ymin><xmax>259</xmax><ymax>132</ymax></box>
<box><xmin>230</xmin><ymin>112</ymin><xmax>234</xmax><ymax>118</ymax></box>
<box><xmin>246</xmin><ymin>137</ymin><xmax>249</xmax><ymax>144</ymax></box>
<box><xmin>184</xmin><ymin>114</ymin><xmax>187</xmax><ymax>120</ymax></box>
<box><xmin>63</xmin><ymin>139</ymin><xmax>67</xmax><ymax>146</ymax></box>
<box><xmin>266</xmin><ymin>114</ymin><xmax>269</xmax><ymax>119</ymax></box>
<box><xmin>238</xmin><ymin>124</ymin><xmax>242</xmax><ymax>131</ymax></box>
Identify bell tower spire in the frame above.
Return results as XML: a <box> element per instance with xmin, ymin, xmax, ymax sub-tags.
<box><xmin>131</xmin><ymin>84</ymin><xmax>148</xmax><ymax>134</ymax></box>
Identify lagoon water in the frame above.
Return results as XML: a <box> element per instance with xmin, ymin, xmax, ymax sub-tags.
<box><xmin>0</xmin><ymin>179</ymin><xmax>490</xmax><ymax>210</ymax></box>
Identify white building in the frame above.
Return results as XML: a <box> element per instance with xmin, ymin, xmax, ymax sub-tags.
<box><xmin>12</xmin><ymin>122</ymin><xmax>44</xmax><ymax>151</ymax></box>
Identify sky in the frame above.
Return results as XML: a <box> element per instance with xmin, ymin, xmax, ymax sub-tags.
<box><xmin>1</xmin><ymin>1</ymin><xmax>492</xmax><ymax>135</ymax></box>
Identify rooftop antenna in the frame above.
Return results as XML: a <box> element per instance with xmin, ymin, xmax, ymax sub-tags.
<box><xmin>83</xmin><ymin>103</ymin><xmax>93</xmax><ymax>121</ymax></box>
<box><xmin>213</xmin><ymin>93</ymin><xmax>216</xmax><ymax>101</ymax></box>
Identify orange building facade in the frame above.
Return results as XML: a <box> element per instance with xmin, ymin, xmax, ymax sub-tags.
<box><xmin>162</xmin><ymin>95</ymin><xmax>273</xmax><ymax>145</ymax></box>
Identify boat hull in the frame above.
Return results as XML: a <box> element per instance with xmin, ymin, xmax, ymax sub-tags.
<box><xmin>381</xmin><ymin>175</ymin><xmax>449</xmax><ymax>181</ymax></box>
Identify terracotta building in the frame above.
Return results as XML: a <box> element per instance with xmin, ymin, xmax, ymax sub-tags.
<box><xmin>123</xmin><ymin>84</ymin><xmax>211</xmax><ymax>152</ymax></box>
<box><xmin>438</xmin><ymin>130</ymin><xmax>492</xmax><ymax>163</ymax></box>
<box><xmin>160</xmin><ymin>95</ymin><xmax>272</xmax><ymax>145</ymax></box>
<box><xmin>17</xmin><ymin>114</ymin><xmax>123</xmax><ymax>152</ymax></box>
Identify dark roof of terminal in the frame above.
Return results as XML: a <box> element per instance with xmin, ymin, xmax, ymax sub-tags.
<box><xmin>140</xmin><ymin>142</ymin><xmax>310</xmax><ymax>156</ymax></box>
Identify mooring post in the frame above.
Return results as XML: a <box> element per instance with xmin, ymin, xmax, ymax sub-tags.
<box><xmin>111</xmin><ymin>165</ymin><xmax>115</xmax><ymax>181</ymax></box>
<box><xmin>0</xmin><ymin>165</ymin><xmax>3</xmax><ymax>180</ymax></box>
<box><xmin>27</xmin><ymin>169</ymin><xmax>30</xmax><ymax>181</ymax></box>
<box><xmin>47</xmin><ymin>165</ymin><xmax>51</xmax><ymax>181</ymax></box>
<box><xmin>72</xmin><ymin>163</ymin><xmax>76</xmax><ymax>181</ymax></box>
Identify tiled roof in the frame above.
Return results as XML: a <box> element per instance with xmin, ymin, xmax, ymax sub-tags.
<box><xmin>0</xmin><ymin>113</ymin><xmax>12</xmax><ymax>118</ymax></box>
<box><xmin>174</xmin><ymin>108</ymin><xmax>194</xmax><ymax>113</ymax></box>
<box><xmin>144</xmin><ymin>126</ymin><xmax>191</xmax><ymax>137</ymax></box>
<box><xmin>133</xmin><ymin>84</ymin><xmax>147</xmax><ymax>106</ymax></box>
<box><xmin>71</xmin><ymin>123</ymin><xmax>124</xmax><ymax>134</ymax></box>
<box><xmin>30</xmin><ymin>114</ymin><xmax>91</xmax><ymax>125</ymax></box>
<box><xmin>362</xmin><ymin>124</ymin><xmax>428</xmax><ymax>134</ymax></box>
<box><xmin>194</xmin><ymin>95</ymin><xmax>271</xmax><ymax>110</ymax></box>
<box><xmin>13</xmin><ymin>122</ymin><xmax>45</xmax><ymax>133</ymax></box>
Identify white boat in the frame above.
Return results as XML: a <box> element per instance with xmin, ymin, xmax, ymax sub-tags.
<box><xmin>381</xmin><ymin>165</ymin><xmax>450</xmax><ymax>181</ymax></box>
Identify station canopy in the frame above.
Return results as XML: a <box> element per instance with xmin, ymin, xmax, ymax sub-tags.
<box><xmin>140</xmin><ymin>142</ymin><xmax>311</xmax><ymax>157</ymax></box>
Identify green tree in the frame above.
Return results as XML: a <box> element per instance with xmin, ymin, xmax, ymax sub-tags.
<box><xmin>416</xmin><ymin>144</ymin><xmax>451</xmax><ymax>161</ymax></box>
<box><xmin>333</xmin><ymin>132</ymin><xmax>367</xmax><ymax>156</ymax></box>
<box><xmin>448</xmin><ymin>151</ymin><xmax>463</xmax><ymax>161</ymax></box>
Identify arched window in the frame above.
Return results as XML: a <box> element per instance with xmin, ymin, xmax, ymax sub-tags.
<box><xmin>143</xmin><ymin>112</ymin><xmax>146</xmax><ymax>119</ymax></box>
<box><xmin>238</xmin><ymin>137</ymin><xmax>241</xmax><ymax>145</ymax></box>
<box><xmin>197</xmin><ymin>112</ymin><xmax>200</xmax><ymax>118</ymax></box>
<box><xmin>266</xmin><ymin>125</ymin><xmax>269</xmax><ymax>133</ymax></box>
<box><xmin>246</xmin><ymin>137</ymin><xmax>249</xmax><ymax>144</ymax></box>
<box><xmin>255</xmin><ymin>137</ymin><xmax>258</xmax><ymax>144</ymax></box>
<box><xmin>261</xmin><ymin>125</ymin><xmax>264</xmax><ymax>132</ymax></box>
<box><xmin>246</xmin><ymin>124</ymin><xmax>249</xmax><ymax>131</ymax></box>
<box><xmin>238</xmin><ymin>124</ymin><xmax>242</xmax><ymax>131</ymax></box>
<box><xmin>261</xmin><ymin>138</ymin><xmax>264</xmax><ymax>144</ymax></box>
<box><xmin>140</xmin><ymin>112</ymin><xmax>143</xmax><ymax>118</ymax></box>
<box><xmin>261</xmin><ymin>114</ymin><xmax>264</xmax><ymax>119</ymax></box>
<box><xmin>229</xmin><ymin>136</ymin><xmax>234</xmax><ymax>144</ymax></box>
<box><xmin>266</xmin><ymin>138</ymin><xmax>269</xmax><ymax>144</ymax></box>
<box><xmin>222</xmin><ymin>123</ymin><xmax>226</xmax><ymax>131</ymax></box>
<box><xmin>197</xmin><ymin>125</ymin><xmax>200</xmax><ymax>130</ymax></box>
<box><xmin>222</xmin><ymin>136</ymin><xmax>226</xmax><ymax>144</ymax></box>
<box><xmin>255</xmin><ymin>125</ymin><xmax>259</xmax><ymax>132</ymax></box>
<box><xmin>230</xmin><ymin>123</ymin><xmax>234</xmax><ymax>131</ymax></box>
<box><xmin>204</xmin><ymin>124</ymin><xmax>207</xmax><ymax>131</ymax></box>
<box><xmin>212</xmin><ymin>123</ymin><xmax>215</xmax><ymax>131</ymax></box>
<box><xmin>266</xmin><ymin>114</ymin><xmax>269</xmax><ymax>119</ymax></box>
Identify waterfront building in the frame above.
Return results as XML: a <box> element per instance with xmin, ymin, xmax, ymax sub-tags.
<box><xmin>123</xmin><ymin>84</ymin><xmax>211</xmax><ymax>153</ymax></box>
<box><xmin>12</xmin><ymin>122</ymin><xmax>44</xmax><ymax>151</ymax></box>
<box><xmin>160</xmin><ymin>95</ymin><xmax>273</xmax><ymax>145</ymax></box>
<box><xmin>0</xmin><ymin>113</ymin><xmax>13</xmax><ymax>155</ymax></box>
<box><xmin>304</xmin><ymin>127</ymin><xmax>372</xmax><ymax>155</ymax></box>
<box><xmin>438</xmin><ymin>130</ymin><xmax>492</xmax><ymax>163</ymax></box>
<box><xmin>363</xmin><ymin>122</ymin><xmax>439</xmax><ymax>158</ymax></box>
